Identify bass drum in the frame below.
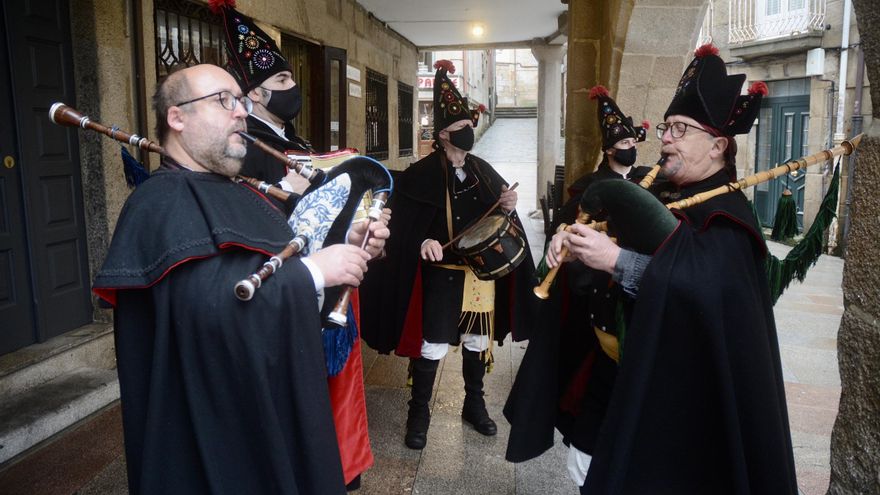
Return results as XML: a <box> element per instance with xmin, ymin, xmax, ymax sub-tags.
<box><xmin>454</xmin><ymin>214</ymin><xmax>528</xmax><ymax>281</ymax></box>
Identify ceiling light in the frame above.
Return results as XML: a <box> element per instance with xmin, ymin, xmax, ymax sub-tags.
<box><xmin>471</xmin><ymin>24</ymin><xmax>485</xmax><ymax>37</ymax></box>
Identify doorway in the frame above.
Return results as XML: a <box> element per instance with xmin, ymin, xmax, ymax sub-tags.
<box><xmin>754</xmin><ymin>94</ymin><xmax>810</xmax><ymax>229</ymax></box>
<box><xmin>0</xmin><ymin>0</ymin><xmax>92</xmax><ymax>356</ymax></box>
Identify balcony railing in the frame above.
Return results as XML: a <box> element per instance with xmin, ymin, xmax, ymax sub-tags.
<box><xmin>729</xmin><ymin>0</ymin><xmax>826</xmax><ymax>45</ymax></box>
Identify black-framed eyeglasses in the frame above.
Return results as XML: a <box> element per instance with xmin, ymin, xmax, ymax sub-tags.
<box><xmin>656</xmin><ymin>121</ymin><xmax>711</xmax><ymax>140</ymax></box>
<box><xmin>175</xmin><ymin>90</ymin><xmax>253</xmax><ymax>114</ymax></box>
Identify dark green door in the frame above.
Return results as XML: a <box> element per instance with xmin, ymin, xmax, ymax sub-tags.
<box><xmin>754</xmin><ymin>95</ymin><xmax>810</xmax><ymax>229</ymax></box>
<box><xmin>0</xmin><ymin>0</ymin><xmax>91</xmax><ymax>356</ymax></box>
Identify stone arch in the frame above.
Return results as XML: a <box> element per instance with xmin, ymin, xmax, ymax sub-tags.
<box><xmin>564</xmin><ymin>0</ymin><xmax>709</xmax><ymax>187</ymax></box>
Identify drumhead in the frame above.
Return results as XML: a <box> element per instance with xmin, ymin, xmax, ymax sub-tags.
<box><xmin>457</xmin><ymin>215</ymin><xmax>507</xmax><ymax>250</ymax></box>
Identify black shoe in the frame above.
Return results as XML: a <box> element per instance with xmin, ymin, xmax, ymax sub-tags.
<box><xmin>462</xmin><ymin>409</ymin><xmax>497</xmax><ymax>436</ymax></box>
<box><xmin>405</xmin><ymin>429</ymin><xmax>428</xmax><ymax>449</ymax></box>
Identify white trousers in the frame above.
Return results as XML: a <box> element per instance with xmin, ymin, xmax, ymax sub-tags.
<box><xmin>567</xmin><ymin>444</ymin><xmax>592</xmax><ymax>488</ymax></box>
<box><xmin>420</xmin><ymin>333</ymin><xmax>490</xmax><ymax>360</ymax></box>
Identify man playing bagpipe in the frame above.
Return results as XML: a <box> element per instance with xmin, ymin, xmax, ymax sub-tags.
<box><xmin>211</xmin><ymin>2</ymin><xmax>381</xmax><ymax>488</ymax></box>
<box><xmin>92</xmin><ymin>64</ymin><xmax>388</xmax><ymax>494</ymax></box>
<box><xmin>545</xmin><ymin>44</ymin><xmax>798</xmax><ymax>493</ymax></box>
<box><xmin>504</xmin><ymin>85</ymin><xmax>652</xmax><ymax>488</ymax></box>
<box><xmin>360</xmin><ymin>59</ymin><xmax>538</xmax><ymax>450</ymax></box>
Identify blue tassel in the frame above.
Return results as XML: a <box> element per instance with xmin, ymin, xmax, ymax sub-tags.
<box><xmin>323</xmin><ymin>304</ymin><xmax>358</xmax><ymax>377</ymax></box>
<box><xmin>121</xmin><ymin>146</ymin><xmax>151</xmax><ymax>188</ymax></box>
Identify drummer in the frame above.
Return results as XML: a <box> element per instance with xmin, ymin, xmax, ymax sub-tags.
<box><xmin>359</xmin><ymin>60</ymin><xmax>538</xmax><ymax>450</ymax></box>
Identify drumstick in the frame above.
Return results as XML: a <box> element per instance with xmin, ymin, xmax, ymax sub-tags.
<box><xmin>441</xmin><ymin>182</ymin><xmax>519</xmax><ymax>250</ymax></box>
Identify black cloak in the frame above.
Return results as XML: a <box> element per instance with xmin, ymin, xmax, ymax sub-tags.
<box><xmin>359</xmin><ymin>149</ymin><xmax>537</xmax><ymax>356</ymax></box>
<box><xmin>582</xmin><ymin>170</ymin><xmax>797</xmax><ymax>493</ymax></box>
<box><xmin>93</xmin><ymin>166</ymin><xmax>346</xmax><ymax>495</ymax></box>
<box><xmin>241</xmin><ymin>114</ymin><xmax>311</xmax><ymax>184</ymax></box>
<box><xmin>504</xmin><ymin>162</ymin><xmax>655</xmax><ymax>463</ymax></box>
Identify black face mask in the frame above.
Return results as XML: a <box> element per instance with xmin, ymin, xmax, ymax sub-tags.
<box><xmin>263</xmin><ymin>85</ymin><xmax>302</xmax><ymax>122</ymax></box>
<box><xmin>612</xmin><ymin>147</ymin><xmax>637</xmax><ymax>167</ymax></box>
<box><xmin>448</xmin><ymin>125</ymin><xmax>474</xmax><ymax>151</ymax></box>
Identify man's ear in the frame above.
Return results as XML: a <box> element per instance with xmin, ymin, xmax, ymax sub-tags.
<box><xmin>167</xmin><ymin>106</ymin><xmax>186</xmax><ymax>132</ymax></box>
<box><xmin>248</xmin><ymin>86</ymin><xmax>265</xmax><ymax>104</ymax></box>
<box><xmin>710</xmin><ymin>136</ymin><xmax>728</xmax><ymax>159</ymax></box>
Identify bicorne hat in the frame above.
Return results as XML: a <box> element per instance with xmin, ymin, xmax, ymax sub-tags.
<box><xmin>432</xmin><ymin>60</ymin><xmax>485</xmax><ymax>134</ymax></box>
<box><xmin>589</xmin><ymin>85</ymin><xmax>649</xmax><ymax>150</ymax></box>
<box><xmin>210</xmin><ymin>0</ymin><xmax>291</xmax><ymax>92</ymax></box>
<box><xmin>664</xmin><ymin>44</ymin><xmax>768</xmax><ymax>136</ymax></box>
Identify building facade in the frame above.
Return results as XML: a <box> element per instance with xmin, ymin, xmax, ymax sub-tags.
<box><xmin>708</xmin><ymin>0</ymin><xmax>870</xmax><ymax>243</ymax></box>
<box><xmin>0</xmin><ymin>0</ymin><xmax>418</xmax><ymax>465</ymax></box>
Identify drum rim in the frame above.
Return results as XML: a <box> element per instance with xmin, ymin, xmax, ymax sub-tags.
<box><xmin>455</xmin><ymin>214</ymin><xmax>512</xmax><ymax>252</ymax></box>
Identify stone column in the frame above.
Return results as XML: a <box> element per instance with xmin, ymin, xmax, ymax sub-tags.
<box><xmin>531</xmin><ymin>44</ymin><xmax>565</xmax><ymax>209</ymax></box>
<box><xmin>828</xmin><ymin>1</ymin><xmax>880</xmax><ymax>492</ymax></box>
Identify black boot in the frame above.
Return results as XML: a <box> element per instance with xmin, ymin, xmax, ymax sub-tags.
<box><xmin>461</xmin><ymin>349</ymin><xmax>497</xmax><ymax>436</ymax></box>
<box><xmin>405</xmin><ymin>357</ymin><xmax>439</xmax><ymax>449</ymax></box>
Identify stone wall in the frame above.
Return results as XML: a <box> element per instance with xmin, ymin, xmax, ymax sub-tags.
<box><xmin>828</xmin><ymin>2</ymin><xmax>880</xmax><ymax>492</ymax></box>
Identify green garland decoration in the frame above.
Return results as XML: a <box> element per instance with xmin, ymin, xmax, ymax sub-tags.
<box><xmin>764</xmin><ymin>161</ymin><xmax>841</xmax><ymax>304</ymax></box>
<box><xmin>771</xmin><ymin>193</ymin><xmax>799</xmax><ymax>241</ymax></box>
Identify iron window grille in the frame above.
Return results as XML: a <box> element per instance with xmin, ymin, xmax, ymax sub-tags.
<box><xmin>155</xmin><ymin>0</ymin><xmax>226</xmax><ymax>80</ymax></box>
<box><xmin>397</xmin><ymin>82</ymin><xmax>414</xmax><ymax>157</ymax></box>
<box><xmin>365</xmin><ymin>68</ymin><xmax>388</xmax><ymax>160</ymax></box>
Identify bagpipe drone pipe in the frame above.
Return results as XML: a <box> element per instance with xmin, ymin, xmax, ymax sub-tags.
<box><xmin>534</xmin><ymin>134</ymin><xmax>863</xmax><ymax>299</ymax></box>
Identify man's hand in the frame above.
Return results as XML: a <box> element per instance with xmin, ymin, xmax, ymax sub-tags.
<box><xmin>347</xmin><ymin>208</ymin><xmax>392</xmax><ymax>258</ymax></box>
<box><xmin>546</xmin><ymin>230</ymin><xmax>576</xmax><ymax>269</ymax></box>
<box><xmin>307</xmin><ymin>244</ymin><xmax>370</xmax><ymax>287</ymax></box>
<box><xmin>499</xmin><ymin>185</ymin><xmax>517</xmax><ymax>213</ymax></box>
<box><xmin>282</xmin><ymin>170</ymin><xmax>310</xmax><ymax>195</ymax></box>
<box><xmin>562</xmin><ymin>223</ymin><xmax>620</xmax><ymax>274</ymax></box>
<box><xmin>420</xmin><ymin>239</ymin><xmax>444</xmax><ymax>262</ymax></box>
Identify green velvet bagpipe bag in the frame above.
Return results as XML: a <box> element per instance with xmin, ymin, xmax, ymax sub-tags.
<box><xmin>580</xmin><ymin>179</ymin><xmax>679</xmax><ymax>255</ymax></box>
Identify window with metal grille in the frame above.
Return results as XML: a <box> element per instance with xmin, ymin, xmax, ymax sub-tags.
<box><xmin>155</xmin><ymin>0</ymin><xmax>226</xmax><ymax>80</ymax></box>
<box><xmin>397</xmin><ymin>82</ymin><xmax>414</xmax><ymax>157</ymax></box>
<box><xmin>280</xmin><ymin>34</ymin><xmax>314</xmax><ymax>143</ymax></box>
<box><xmin>365</xmin><ymin>69</ymin><xmax>388</xmax><ymax>160</ymax></box>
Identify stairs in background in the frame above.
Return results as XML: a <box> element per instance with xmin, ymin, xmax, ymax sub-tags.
<box><xmin>495</xmin><ymin>107</ymin><xmax>537</xmax><ymax>119</ymax></box>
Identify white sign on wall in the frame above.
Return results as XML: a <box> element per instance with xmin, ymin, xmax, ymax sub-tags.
<box><xmin>347</xmin><ymin>65</ymin><xmax>361</xmax><ymax>82</ymax></box>
<box><xmin>417</xmin><ymin>74</ymin><xmax>461</xmax><ymax>89</ymax></box>
<box><xmin>349</xmin><ymin>82</ymin><xmax>362</xmax><ymax>98</ymax></box>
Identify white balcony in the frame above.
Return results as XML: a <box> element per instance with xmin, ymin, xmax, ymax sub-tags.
<box><xmin>729</xmin><ymin>0</ymin><xmax>826</xmax><ymax>45</ymax></box>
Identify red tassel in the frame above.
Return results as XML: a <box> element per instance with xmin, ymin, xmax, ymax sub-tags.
<box><xmin>208</xmin><ymin>0</ymin><xmax>235</xmax><ymax>14</ymax></box>
<box><xmin>641</xmin><ymin>120</ymin><xmax>650</xmax><ymax>130</ymax></box>
<box><xmin>694</xmin><ymin>43</ymin><xmax>719</xmax><ymax>58</ymax></box>
<box><xmin>589</xmin><ymin>85</ymin><xmax>609</xmax><ymax>100</ymax></box>
<box><xmin>433</xmin><ymin>59</ymin><xmax>456</xmax><ymax>74</ymax></box>
<box><xmin>477</xmin><ymin>104</ymin><xmax>487</xmax><ymax>113</ymax></box>
<box><xmin>748</xmin><ymin>81</ymin><xmax>769</xmax><ymax>96</ymax></box>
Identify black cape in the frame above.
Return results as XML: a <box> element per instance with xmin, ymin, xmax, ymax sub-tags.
<box><xmin>241</xmin><ymin>114</ymin><xmax>311</xmax><ymax>184</ymax></box>
<box><xmin>504</xmin><ymin>161</ymin><xmax>649</xmax><ymax>462</ymax></box>
<box><xmin>359</xmin><ymin>149</ymin><xmax>537</xmax><ymax>355</ymax></box>
<box><xmin>582</xmin><ymin>170</ymin><xmax>797</xmax><ymax>494</ymax></box>
<box><xmin>93</xmin><ymin>166</ymin><xmax>346</xmax><ymax>495</ymax></box>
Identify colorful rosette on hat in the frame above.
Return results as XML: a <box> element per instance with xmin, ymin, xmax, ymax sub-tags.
<box><xmin>432</xmin><ymin>60</ymin><xmax>482</xmax><ymax>133</ymax></box>
<box><xmin>664</xmin><ymin>44</ymin><xmax>767</xmax><ymax>136</ymax></box>
<box><xmin>210</xmin><ymin>0</ymin><xmax>291</xmax><ymax>92</ymax></box>
<box><xmin>589</xmin><ymin>85</ymin><xmax>648</xmax><ymax>150</ymax></box>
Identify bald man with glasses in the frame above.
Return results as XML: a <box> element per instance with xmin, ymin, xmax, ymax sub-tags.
<box><xmin>546</xmin><ymin>45</ymin><xmax>797</xmax><ymax>493</ymax></box>
<box><xmin>92</xmin><ymin>64</ymin><xmax>383</xmax><ymax>495</ymax></box>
